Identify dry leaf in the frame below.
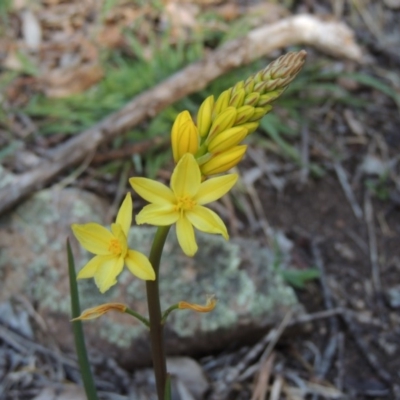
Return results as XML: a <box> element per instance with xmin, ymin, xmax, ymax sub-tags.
<box><xmin>42</xmin><ymin>63</ymin><xmax>103</xmax><ymax>98</ymax></box>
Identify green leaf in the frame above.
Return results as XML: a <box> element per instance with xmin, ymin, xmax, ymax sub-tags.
<box><xmin>164</xmin><ymin>374</ymin><xmax>172</xmax><ymax>400</ymax></box>
<box><xmin>280</xmin><ymin>268</ymin><xmax>320</xmax><ymax>289</ymax></box>
<box><xmin>67</xmin><ymin>239</ymin><xmax>99</xmax><ymax>400</ymax></box>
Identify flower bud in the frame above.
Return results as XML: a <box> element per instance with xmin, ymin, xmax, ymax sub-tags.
<box><xmin>212</xmin><ymin>89</ymin><xmax>231</xmax><ymax>119</ymax></box>
<box><xmin>207</xmin><ymin>106</ymin><xmax>237</xmax><ymax>142</ymax></box>
<box><xmin>232</xmin><ymin>80</ymin><xmax>244</xmax><ymax>94</ymax></box>
<box><xmin>236</xmin><ymin>122</ymin><xmax>259</xmax><ymax>135</ymax></box>
<box><xmin>228</xmin><ymin>88</ymin><xmax>246</xmax><ymax>108</ymax></box>
<box><xmin>201</xmin><ymin>145</ymin><xmax>247</xmax><ymax>176</ymax></box>
<box><xmin>197</xmin><ymin>95</ymin><xmax>214</xmax><ymax>138</ymax></box>
<box><xmin>171</xmin><ymin>110</ymin><xmax>199</xmax><ymax>163</ymax></box>
<box><xmin>247</xmin><ymin>107</ymin><xmax>267</xmax><ymax>122</ymax></box>
<box><xmin>208</xmin><ymin>126</ymin><xmax>248</xmax><ymax>153</ymax></box>
<box><xmin>244</xmin><ymin>92</ymin><xmax>260</xmax><ymax>106</ymax></box>
<box><xmin>257</xmin><ymin>91</ymin><xmax>281</xmax><ymax>107</ymax></box>
<box><xmin>235</xmin><ymin>105</ymin><xmax>255</xmax><ymax>125</ymax></box>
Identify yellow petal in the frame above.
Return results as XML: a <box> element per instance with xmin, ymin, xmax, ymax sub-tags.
<box><xmin>129</xmin><ymin>177</ymin><xmax>175</xmax><ymax>205</ymax></box>
<box><xmin>72</xmin><ymin>303</ymin><xmax>127</xmax><ymax>321</ymax></box>
<box><xmin>176</xmin><ymin>216</ymin><xmax>198</xmax><ymax>256</ymax></box>
<box><xmin>71</xmin><ymin>223</ymin><xmax>114</xmax><ymax>255</ymax></box>
<box><xmin>136</xmin><ymin>204</ymin><xmax>179</xmax><ymax>226</ymax></box>
<box><xmin>94</xmin><ymin>256</ymin><xmax>124</xmax><ymax>293</ymax></box>
<box><xmin>76</xmin><ymin>255</ymin><xmax>106</xmax><ymax>279</ymax></box>
<box><xmin>116</xmin><ymin>193</ymin><xmax>132</xmax><ymax>238</ymax></box>
<box><xmin>170</xmin><ymin>153</ymin><xmax>201</xmax><ymax>198</ymax></box>
<box><xmin>186</xmin><ymin>206</ymin><xmax>228</xmax><ymax>239</ymax></box>
<box><xmin>125</xmin><ymin>250</ymin><xmax>155</xmax><ymax>281</ymax></box>
<box><xmin>195</xmin><ymin>174</ymin><xmax>238</xmax><ymax>205</ymax></box>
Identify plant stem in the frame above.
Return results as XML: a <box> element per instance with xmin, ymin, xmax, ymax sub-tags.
<box><xmin>67</xmin><ymin>239</ymin><xmax>99</xmax><ymax>400</ymax></box>
<box><xmin>146</xmin><ymin>225</ymin><xmax>170</xmax><ymax>400</ymax></box>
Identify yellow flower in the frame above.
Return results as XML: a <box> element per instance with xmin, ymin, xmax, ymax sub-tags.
<box><xmin>71</xmin><ymin>193</ymin><xmax>155</xmax><ymax>293</ymax></box>
<box><xmin>129</xmin><ymin>154</ymin><xmax>238</xmax><ymax>256</ymax></box>
<box><xmin>171</xmin><ymin>110</ymin><xmax>199</xmax><ymax>163</ymax></box>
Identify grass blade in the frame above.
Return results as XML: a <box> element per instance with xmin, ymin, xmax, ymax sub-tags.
<box><xmin>67</xmin><ymin>238</ymin><xmax>99</xmax><ymax>400</ymax></box>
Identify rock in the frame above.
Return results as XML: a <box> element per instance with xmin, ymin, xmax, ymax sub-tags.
<box><xmin>167</xmin><ymin>357</ymin><xmax>209</xmax><ymax>400</ymax></box>
<box><xmin>385</xmin><ymin>285</ymin><xmax>400</xmax><ymax>309</ymax></box>
<box><xmin>0</xmin><ymin>188</ymin><xmax>302</xmax><ymax>368</ymax></box>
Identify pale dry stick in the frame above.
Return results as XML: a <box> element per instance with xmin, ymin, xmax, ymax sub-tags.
<box><xmin>250</xmin><ymin>352</ymin><xmax>276</xmax><ymax>400</ymax></box>
<box><xmin>242</xmin><ymin>180</ymin><xmax>272</xmax><ymax>243</ymax></box>
<box><xmin>237</xmin><ymin>311</ymin><xmax>293</xmax><ymax>384</ymax></box>
<box><xmin>311</xmin><ymin>239</ymin><xmax>340</xmax><ymax>400</ymax></box>
<box><xmin>226</xmin><ymin>330</ymin><xmax>276</xmax><ymax>385</ymax></box>
<box><xmin>269</xmin><ymin>374</ymin><xmax>284</xmax><ymax>400</ymax></box>
<box><xmin>230</xmin><ymin>309</ymin><xmax>343</xmax><ymax>394</ymax></box>
<box><xmin>333</xmin><ymin>162</ymin><xmax>363</xmax><ymax>220</ymax></box>
<box><xmin>231</xmin><ymin>184</ymin><xmax>259</xmax><ymax>231</ymax></box>
<box><xmin>288</xmin><ymin>308</ymin><xmax>343</xmax><ymax>326</ymax></box>
<box><xmin>0</xmin><ymin>14</ymin><xmax>363</xmax><ymax>215</ymax></box>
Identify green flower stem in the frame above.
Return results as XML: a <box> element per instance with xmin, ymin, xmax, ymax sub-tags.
<box><xmin>124</xmin><ymin>308</ymin><xmax>150</xmax><ymax>328</ymax></box>
<box><xmin>161</xmin><ymin>304</ymin><xmax>180</xmax><ymax>325</ymax></box>
<box><xmin>146</xmin><ymin>225</ymin><xmax>171</xmax><ymax>400</ymax></box>
<box><xmin>67</xmin><ymin>239</ymin><xmax>99</xmax><ymax>400</ymax></box>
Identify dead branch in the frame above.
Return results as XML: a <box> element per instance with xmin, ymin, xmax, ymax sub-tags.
<box><xmin>0</xmin><ymin>14</ymin><xmax>362</xmax><ymax>215</ymax></box>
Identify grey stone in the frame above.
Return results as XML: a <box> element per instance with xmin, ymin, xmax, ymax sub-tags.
<box><xmin>0</xmin><ymin>188</ymin><xmax>302</xmax><ymax>368</ymax></box>
<box><xmin>385</xmin><ymin>285</ymin><xmax>400</xmax><ymax>308</ymax></box>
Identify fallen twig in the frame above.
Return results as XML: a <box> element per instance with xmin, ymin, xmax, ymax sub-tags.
<box><xmin>364</xmin><ymin>191</ymin><xmax>385</xmax><ymax>317</ymax></box>
<box><xmin>0</xmin><ymin>14</ymin><xmax>362</xmax><ymax>215</ymax></box>
<box><xmin>334</xmin><ymin>162</ymin><xmax>363</xmax><ymax>220</ymax></box>
<box><xmin>340</xmin><ymin>310</ymin><xmax>392</xmax><ymax>384</ymax></box>
<box><xmin>311</xmin><ymin>239</ymin><xmax>339</xmax><ymax>398</ymax></box>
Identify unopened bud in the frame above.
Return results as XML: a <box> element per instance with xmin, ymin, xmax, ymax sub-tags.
<box><xmin>229</xmin><ymin>88</ymin><xmax>246</xmax><ymax>108</ymax></box>
<box><xmin>213</xmin><ymin>89</ymin><xmax>231</xmax><ymax>118</ymax></box>
<box><xmin>171</xmin><ymin>111</ymin><xmax>199</xmax><ymax>163</ymax></box>
<box><xmin>235</xmin><ymin>105</ymin><xmax>255</xmax><ymax>125</ymax></box>
<box><xmin>201</xmin><ymin>145</ymin><xmax>247</xmax><ymax>176</ymax></box>
<box><xmin>197</xmin><ymin>95</ymin><xmax>214</xmax><ymax>137</ymax></box>
<box><xmin>208</xmin><ymin>126</ymin><xmax>248</xmax><ymax>153</ymax></box>
<box><xmin>208</xmin><ymin>106</ymin><xmax>237</xmax><ymax>142</ymax></box>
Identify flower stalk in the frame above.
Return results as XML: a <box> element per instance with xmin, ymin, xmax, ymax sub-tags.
<box><xmin>146</xmin><ymin>225</ymin><xmax>171</xmax><ymax>399</ymax></box>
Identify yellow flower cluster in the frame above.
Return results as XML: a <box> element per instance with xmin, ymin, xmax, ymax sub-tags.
<box><xmin>171</xmin><ymin>50</ymin><xmax>307</xmax><ymax>176</ymax></box>
<box><xmin>71</xmin><ymin>51</ymin><xmax>306</xmax><ymax>292</ymax></box>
